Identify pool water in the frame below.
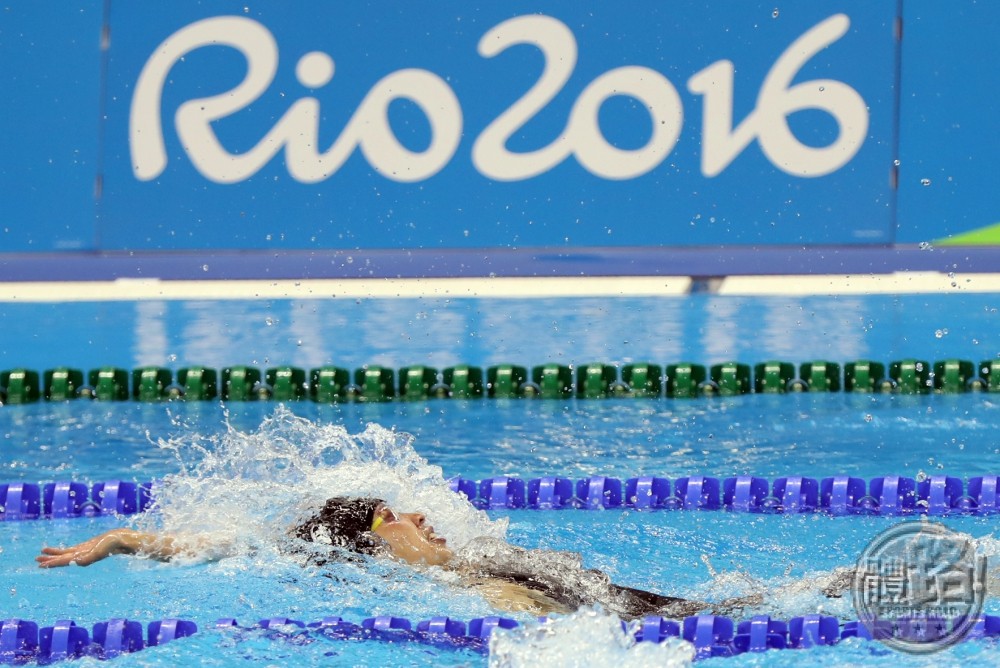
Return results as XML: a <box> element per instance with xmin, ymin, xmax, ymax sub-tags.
<box><xmin>1</xmin><ymin>293</ymin><xmax>1000</xmax><ymax>666</ymax></box>
<box><xmin>1</xmin><ymin>293</ymin><xmax>997</xmax><ymax>373</ymax></box>
<box><xmin>4</xmin><ymin>393</ymin><xmax>998</xmax><ymax>484</ymax></box>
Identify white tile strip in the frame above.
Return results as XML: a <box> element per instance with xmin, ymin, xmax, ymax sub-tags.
<box><xmin>716</xmin><ymin>272</ymin><xmax>1000</xmax><ymax>296</ymax></box>
<box><xmin>1</xmin><ymin>272</ymin><xmax>997</xmax><ymax>302</ymax></box>
<box><xmin>0</xmin><ymin>276</ymin><xmax>693</xmax><ymax>302</ymax></box>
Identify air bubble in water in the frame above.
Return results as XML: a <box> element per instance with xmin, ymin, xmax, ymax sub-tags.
<box><xmin>920</xmin><ymin>178</ymin><xmax>931</xmax><ymax>186</ymax></box>
<box><xmin>864</xmin><ymin>414</ymin><xmax>873</xmax><ymax>423</ymax></box>
<box><xmin>772</xmin><ymin>8</ymin><xmax>779</xmax><ymax>18</ymax></box>
<box><xmin>919</xmin><ymin>241</ymin><xmax>933</xmax><ymax>251</ymax></box>
<box><xmin>265</xmin><ymin>317</ymin><xmax>276</xmax><ymax>326</ymax></box>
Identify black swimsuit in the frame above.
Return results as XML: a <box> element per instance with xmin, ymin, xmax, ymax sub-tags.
<box><xmin>453</xmin><ymin>537</ymin><xmax>708</xmax><ymax>621</ymax></box>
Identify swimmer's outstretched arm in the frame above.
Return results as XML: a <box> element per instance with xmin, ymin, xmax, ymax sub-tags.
<box><xmin>36</xmin><ymin>529</ymin><xmax>180</xmax><ymax>568</ymax></box>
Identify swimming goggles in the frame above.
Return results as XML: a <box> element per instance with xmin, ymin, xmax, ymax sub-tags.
<box><xmin>370</xmin><ymin>504</ymin><xmax>399</xmax><ymax>532</ymax></box>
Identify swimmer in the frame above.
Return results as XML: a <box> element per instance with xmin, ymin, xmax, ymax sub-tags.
<box><xmin>37</xmin><ymin>496</ymin><xmax>765</xmax><ymax>620</ymax></box>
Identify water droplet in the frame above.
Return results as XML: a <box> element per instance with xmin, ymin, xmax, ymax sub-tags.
<box><xmin>918</xmin><ymin>241</ymin><xmax>933</xmax><ymax>251</ymax></box>
<box><xmin>296</xmin><ymin>339</ymin><xmax>303</xmax><ymax>347</ymax></box>
<box><xmin>771</xmin><ymin>8</ymin><xmax>780</xmax><ymax>18</ymax></box>
<box><xmin>864</xmin><ymin>414</ymin><xmax>873</xmax><ymax>423</ymax></box>
<box><xmin>920</xmin><ymin>178</ymin><xmax>931</xmax><ymax>186</ymax></box>
<box><xmin>265</xmin><ymin>317</ymin><xmax>275</xmax><ymax>326</ymax></box>
<box><xmin>168</xmin><ymin>354</ymin><xmax>177</xmax><ymax>362</ymax></box>
<box><xmin>818</xmin><ymin>86</ymin><xmax>825</xmax><ymax>92</ymax></box>
<box><xmin>893</xmin><ymin>159</ymin><xmax>901</xmax><ymax>166</ymax></box>
<box><xmin>201</xmin><ymin>264</ymin><xmax>210</xmax><ymax>271</ymax></box>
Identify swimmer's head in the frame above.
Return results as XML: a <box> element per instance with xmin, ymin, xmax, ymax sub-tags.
<box><xmin>293</xmin><ymin>496</ymin><xmax>385</xmax><ymax>556</ymax></box>
<box><xmin>294</xmin><ymin>497</ymin><xmax>453</xmax><ymax>567</ymax></box>
<box><xmin>369</xmin><ymin>502</ymin><xmax>453</xmax><ymax>567</ymax></box>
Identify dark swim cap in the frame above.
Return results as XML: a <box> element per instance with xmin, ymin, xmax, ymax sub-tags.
<box><xmin>293</xmin><ymin>497</ymin><xmax>385</xmax><ymax>555</ymax></box>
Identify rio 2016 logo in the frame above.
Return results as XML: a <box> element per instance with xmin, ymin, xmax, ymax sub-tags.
<box><xmin>130</xmin><ymin>14</ymin><xmax>868</xmax><ymax>185</ymax></box>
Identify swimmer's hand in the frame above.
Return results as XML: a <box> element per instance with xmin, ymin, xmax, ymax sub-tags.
<box><xmin>36</xmin><ymin>529</ymin><xmax>178</xmax><ymax>568</ymax></box>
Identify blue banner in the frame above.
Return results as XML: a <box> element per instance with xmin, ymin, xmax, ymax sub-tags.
<box><xmin>5</xmin><ymin>0</ymin><xmax>997</xmax><ymax>268</ymax></box>
<box><xmin>0</xmin><ymin>2</ymin><xmax>102</xmax><ymax>251</ymax></box>
<box><xmin>97</xmin><ymin>1</ymin><xmax>897</xmax><ymax>251</ymax></box>
<box><xmin>895</xmin><ymin>1</ymin><xmax>1000</xmax><ymax>245</ymax></box>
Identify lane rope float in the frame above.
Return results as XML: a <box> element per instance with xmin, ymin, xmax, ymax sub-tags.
<box><xmin>1</xmin><ymin>358</ymin><xmax>998</xmax><ymax>404</ymax></box>
<box><xmin>3</xmin><ymin>474</ymin><xmax>999</xmax><ymax>522</ymax></box>
<box><xmin>4</xmin><ymin>612</ymin><xmax>1000</xmax><ymax>663</ymax></box>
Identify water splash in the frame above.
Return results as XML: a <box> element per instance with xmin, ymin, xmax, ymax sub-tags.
<box><xmin>488</xmin><ymin>607</ymin><xmax>694</xmax><ymax>668</ymax></box>
<box><xmin>694</xmin><ymin>555</ymin><xmax>857</xmax><ymax>620</ymax></box>
<box><xmin>136</xmin><ymin>406</ymin><xmax>506</xmax><ymax>560</ymax></box>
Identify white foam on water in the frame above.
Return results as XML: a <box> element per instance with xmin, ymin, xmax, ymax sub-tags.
<box><xmin>691</xmin><ymin>525</ymin><xmax>1000</xmax><ymax>621</ymax></box>
<box><xmin>488</xmin><ymin>607</ymin><xmax>694</xmax><ymax>668</ymax></box>
<box><xmin>134</xmin><ymin>406</ymin><xmax>506</xmax><ymax>562</ymax></box>
<box><xmin>966</xmin><ymin>532</ymin><xmax>1000</xmax><ymax>596</ymax></box>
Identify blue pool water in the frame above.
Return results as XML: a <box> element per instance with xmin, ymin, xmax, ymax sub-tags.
<box><xmin>1</xmin><ymin>293</ymin><xmax>997</xmax><ymax>372</ymax></box>
<box><xmin>2</xmin><ymin>292</ymin><xmax>1000</xmax><ymax>666</ymax></box>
